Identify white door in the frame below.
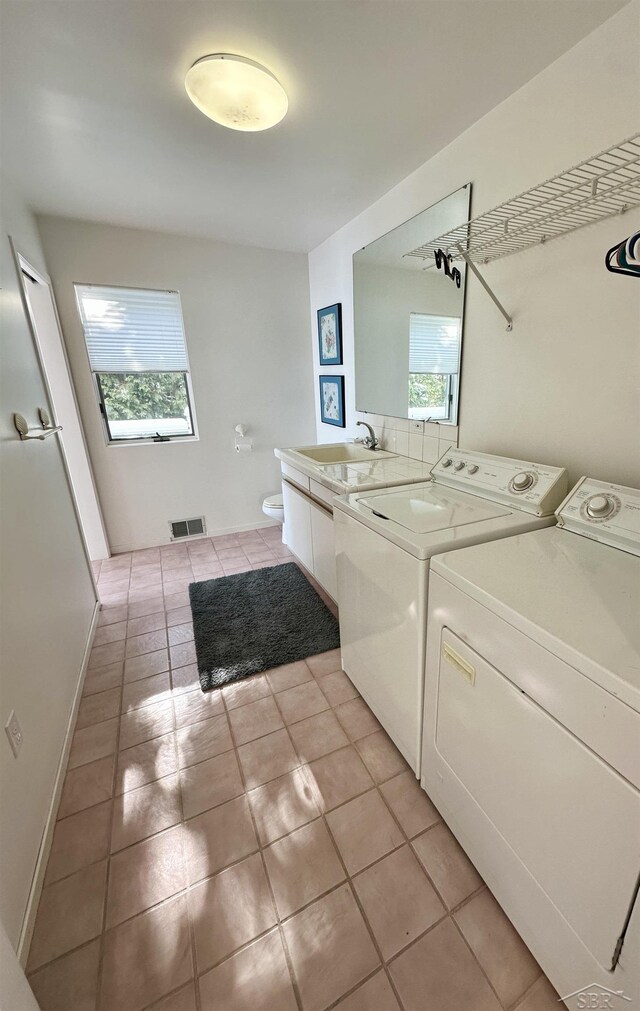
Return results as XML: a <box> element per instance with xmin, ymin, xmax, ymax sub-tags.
<box><xmin>15</xmin><ymin>251</ymin><xmax>110</xmax><ymax>561</ymax></box>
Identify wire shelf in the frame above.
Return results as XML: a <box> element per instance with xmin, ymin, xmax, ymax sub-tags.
<box><xmin>406</xmin><ymin>135</ymin><xmax>640</xmax><ymax>266</ymax></box>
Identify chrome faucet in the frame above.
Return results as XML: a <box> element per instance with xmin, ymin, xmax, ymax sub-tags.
<box><xmin>356</xmin><ymin>420</ymin><xmax>379</xmax><ymax>451</ymax></box>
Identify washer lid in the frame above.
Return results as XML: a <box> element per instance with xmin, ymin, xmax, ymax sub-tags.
<box><xmin>358</xmin><ymin>484</ymin><xmax>511</xmax><ymax>533</ymax></box>
<box><xmin>334</xmin><ymin>480</ymin><xmax>551</xmax><ymax>560</ymax></box>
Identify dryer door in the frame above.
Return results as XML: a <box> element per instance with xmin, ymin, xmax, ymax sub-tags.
<box><xmin>434</xmin><ymin>628</ymin><xmax>640</xmax><ymax>972</ymax></box>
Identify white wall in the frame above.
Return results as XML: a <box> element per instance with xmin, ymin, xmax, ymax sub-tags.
<box><xmin>0</xmin><ymin>176</ymin><xmax>96</xmax><ymax>953</ymax></box>
<box><xmin>309</xmin><ymin>4</ymin><xmax>640</xmax><ymax>488</ymax></box>
<box><xmin>37</xmin><ymin>218</ymin><xmax>315</xmax><ymax>553</ymax></box>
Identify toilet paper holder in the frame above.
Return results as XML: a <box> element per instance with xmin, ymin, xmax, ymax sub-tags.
<box><xmin>234</xmin><ymin>424</ymin><xmax>252</xmax><ymax>454</ymax></box>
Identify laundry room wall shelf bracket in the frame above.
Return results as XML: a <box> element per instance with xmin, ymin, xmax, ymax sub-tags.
<box><xmin>408</xmin><ymin>135</ymin><xmax>640</xmax><ymax>332</ymax></box>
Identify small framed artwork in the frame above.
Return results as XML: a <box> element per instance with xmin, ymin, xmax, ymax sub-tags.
<box><xmin>319</xmin><ymin>375</ymin><xmax>345</xmax><ymax>428</ymax></box>
<box><xmin>317</xmin><ymin>303</ymin><xmax>343</xmax><ymax>365</ymax></box>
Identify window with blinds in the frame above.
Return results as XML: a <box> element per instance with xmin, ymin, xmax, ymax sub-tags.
<box><xmin>74</xmin><ymin>284</ymin><xmax>196</xmax><ymax>443</ymax></box>
<box><xmin>408</xmin><ymin>312</ymin><xmax>461</xmax><ymax>421</ymax></box>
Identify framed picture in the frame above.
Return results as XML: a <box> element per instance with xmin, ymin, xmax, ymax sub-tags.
<box><xmin>317</xmin><ymin>303</ymin><xmax>343</xmax><ymax>365</ymax></box>
<box><xmin>319</xmin><ymin>375</ymin><xmax>345</xmax><ymax>428</ymax></box>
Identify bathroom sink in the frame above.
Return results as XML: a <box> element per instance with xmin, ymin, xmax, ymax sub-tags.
<box><xmin>293</xmin><ymin>443</ymin><xmax>397</xmax><ymax>464</ymax></box>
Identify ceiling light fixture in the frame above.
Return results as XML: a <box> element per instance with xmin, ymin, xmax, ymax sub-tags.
<box><xmin>185</xmin><ymin>54</ymin><xmax>288</xmax><ymax>132</ymax></box>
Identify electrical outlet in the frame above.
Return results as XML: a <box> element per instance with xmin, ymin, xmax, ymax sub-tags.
<box><xmin>5</xmin><ymin>711</ymin><xmax>23</xmax><ymax>758</ymax></box>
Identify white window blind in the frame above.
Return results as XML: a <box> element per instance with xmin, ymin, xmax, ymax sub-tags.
<box><xmin>75</xmin><ymin>285</ymin><xmax>189</xmax><ymax>373</ymax></box>
<box><xmin>409</xmin><ymin>313</ymin><xmax>461</xmax><ymax>375</ymax></box>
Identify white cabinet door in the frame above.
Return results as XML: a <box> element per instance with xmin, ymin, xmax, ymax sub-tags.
<box><xmin>281</xmin><ymin>480</ymin><xmax>314</xmax><ymax>572</ymax></box>
<box><xmin>310</xmin><ymin>499</ymin><xmax>337</xmax><ymax>601</ymax></box>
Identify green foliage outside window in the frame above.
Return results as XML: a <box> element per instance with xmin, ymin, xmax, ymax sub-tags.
<box><xmin>408</xmin><ymin>373</ymin><xmax>449</xmax><ymax>410</ymax></box>
<box><xmin>99</xmin><ymin>372</ymin><xmax>188</xmax><ymax>421</ymax></box>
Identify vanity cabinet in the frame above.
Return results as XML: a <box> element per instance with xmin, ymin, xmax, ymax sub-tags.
<box><xmin>275</xmin><ymin>444</ymin><xmax>437</xmax><ymax>605</ymax></box>
<box><xmin>281</xmin><ymin>467</ymin><xmax>337</xmax><ymax>601</ymax></box>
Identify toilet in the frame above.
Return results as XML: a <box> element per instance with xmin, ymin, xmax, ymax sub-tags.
<box><xmin>262</xmin><ymin>492</ymin><xmax>284</xmax><ymax>523</ymax></box>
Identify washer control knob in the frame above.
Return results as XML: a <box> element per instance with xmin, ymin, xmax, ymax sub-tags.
<box><xmin>454</xmin><ymin>461</ymin><xmax>465</xmax><ymax>471</ymax></box>
<box><xmin>467</xmin><ymin>464</ymin><xmax>479</xmax><ymax>474</ymax></box>
<box><xmin>441</xmin><ymin>458</ymin><xmax>453</xmax><ymax>468</ymax></box>
<box><xmin>586</xmin><ymin>494</ymin><xmax>613</xmax><ymax>518</ymax></box>
<box><xmin>512</xmin><ymin>472</ymin><xmax>534</xmax><ymax>492</ymax></box>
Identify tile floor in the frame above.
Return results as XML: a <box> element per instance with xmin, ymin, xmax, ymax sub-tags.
<box><xmin>26</xmin><ymin>525</ymin><xmax>561</xmax><ymax>1011</ymax></box>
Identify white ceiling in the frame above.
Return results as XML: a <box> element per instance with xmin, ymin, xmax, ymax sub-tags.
<box><xmin>1</xmin><ymin>1</ymin><xmax>626</xmax><ymax>252</ymax></box>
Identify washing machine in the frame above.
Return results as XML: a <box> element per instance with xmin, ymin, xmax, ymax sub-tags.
<box><xmin>421</xmin><ymin>477</ymin><xmax>640</xmax><ymax>1006</ymax></box>
<box><xmin>333</xmin><ymin>448</ymin><xmax>568</xmax><ymax>774</ymax></box>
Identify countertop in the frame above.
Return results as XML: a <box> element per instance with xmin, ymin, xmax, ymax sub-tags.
<box><xmin>275</xmin><ymin>446</ymin><xmax>433</xmax><ymax>494</ymax></box>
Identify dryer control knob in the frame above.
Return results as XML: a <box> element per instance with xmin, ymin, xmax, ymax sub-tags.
<box><xmin>454</xmin><ymin>461</ymin><xmax>465</xmax><ymax>471</ymax></box>
<box><xmin>442</xmin><ymin>458</ymin><xmax>453</xmax><ymax>468</ymax></box>
<box><xmin>512</xmin><ymin>472</ymin><xmax>534</xmax><ymax>492</ymax></box>
<box><xmin>467</xmin><ymin>464</ymin><xmax>479</xmax><ymax>474</ymax></box>
<box><xmin>586</xmin><ymin>494</ymin><xmax>613</xmax><ymax>518</ymax></box>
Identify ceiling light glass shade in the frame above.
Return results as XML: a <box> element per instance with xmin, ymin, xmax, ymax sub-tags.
<box><xmin>185</xmin><ymin>54</ymin><xmax>288</xmax><ymax>132</ymax></box>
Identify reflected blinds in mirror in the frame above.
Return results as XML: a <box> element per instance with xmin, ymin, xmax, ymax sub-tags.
<box><xmin>409</xmin><ymin>313</ymin><xmax>461</xmax><ymax>375</ymax></box>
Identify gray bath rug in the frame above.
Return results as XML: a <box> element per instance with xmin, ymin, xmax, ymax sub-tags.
<box><xmin>189</xmin><ymin>562</ymin><xmax>340</xmax><ymax>692</ymax></box>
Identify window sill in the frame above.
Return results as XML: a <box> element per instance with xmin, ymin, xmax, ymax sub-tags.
<box><xmin>107</xmin><ymin>435</ymin><xmax>200</xmax><ymax>448</ymax></box>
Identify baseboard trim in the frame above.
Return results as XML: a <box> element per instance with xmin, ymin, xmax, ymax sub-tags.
<box><xmin>110</xmin><ymin>518</ymin><xmax>281</xmax><ymax>554</ymax></box>
<box><xmin>287</xmin><ymin>557</ymin><xmax>339</xmax><ymax>617</ymax></box>
<box><xmin>17</xmin><ymin>599</ymin><xmax>100</xmax><ymax>967</ymax></box>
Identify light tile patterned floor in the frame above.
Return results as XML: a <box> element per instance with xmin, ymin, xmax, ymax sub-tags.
<box><xmin>26</xmin><ymin>526</ymin><xmax>560</xmax><ymax>1011</ymax></box>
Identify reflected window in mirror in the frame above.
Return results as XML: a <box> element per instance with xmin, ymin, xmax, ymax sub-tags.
<box><xmin>408</xmin><ymin>312</ymin><xmax>460</xmax><ymax>421</ymax></box>
<box><xmin>353</xmin><ymin>184</ymin><xmax>470</xmax><ymax>426</ymax></box>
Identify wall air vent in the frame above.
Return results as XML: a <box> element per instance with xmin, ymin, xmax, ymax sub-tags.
<box><xmin>169</xmin><ymin>516</ymin><xmax>206</xmax><ymax>540</ymax></box>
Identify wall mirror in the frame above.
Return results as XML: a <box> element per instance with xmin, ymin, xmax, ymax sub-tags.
<box><xmin>353</xmin><ymin>183</ymin><xmax>470</xmax><ymax>424</ymax></box>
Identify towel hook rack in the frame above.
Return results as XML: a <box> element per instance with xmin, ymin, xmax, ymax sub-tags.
<box><xmin>13</xmin><ymin>411</ymin><xmax>63</xmax><ymax>441</ymax></box>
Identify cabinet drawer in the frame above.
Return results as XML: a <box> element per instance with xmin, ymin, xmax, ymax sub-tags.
<box><xmin>309</xmin><ymin>479</ymin><xmax>335</xmax><ymax>511</ymax></box>
<box><xmin>281</xmin><ymin>461</ymin><xmax>310</xmax><ymax>491</ymax></box>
